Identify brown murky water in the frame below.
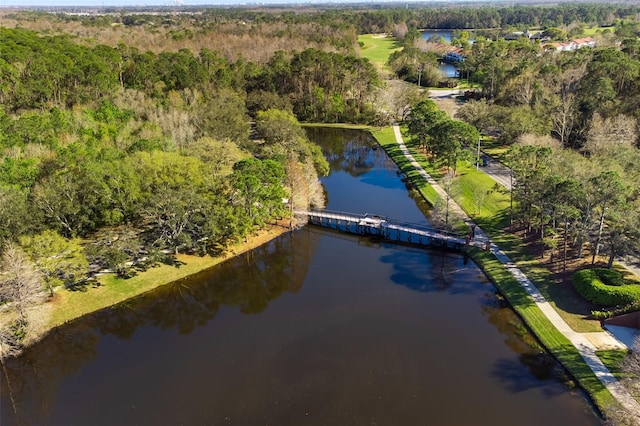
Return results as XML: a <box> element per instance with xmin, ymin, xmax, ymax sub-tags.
<box><xmin>0</xmin><ymin>128</ymin><xmax>601</xmax><ymax>425</ymax></box>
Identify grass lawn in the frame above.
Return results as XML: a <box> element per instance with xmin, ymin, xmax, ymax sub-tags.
<box><xmin>448</xmin><ymin>81</ymin><xmax>479</xmax><ymax>90</ymax></box>
<box><xmin>47</xmin><ymin>227</ymin><xmax>287</xmax><ymax>328</ymax></box>
<box><xmin>398</xmin><ymin>129</ymin><xmax>511</xmax><ymax>232</ymax></box>
<box><xmin>597</xmin><ymin>349</ymin><xmax>633</xmax><ymax>380</ymax></box>
<box><xmin>447</xmin><ymin>161</ymin><xmax>511</xmax><ymax>229</ymax></box>
<box><xmin>582</xmin><ymin>26</ymin><xmax>614</xmax><ymax>36</ymax></box>
<box><xmin>357</xmin><ymin>34</ymin><xmax>402</xmax><ymax>72</ymax></box>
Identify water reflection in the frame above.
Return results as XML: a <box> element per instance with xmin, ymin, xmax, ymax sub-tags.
<box><xmin>1</xmin><ymin>230</ymin><xmax>322</xmax><ymax>426</ymax></box>
<box><xmin>100</xmin><ymin>230</ymin><xmax>320</xmax><ymax>332</ymax></box>
<box><xmin>305</xmin><ymin>127</ymin><xmax>381</xmax><ymax>177</ymax></box>
<box><xmin>380</xmin><ymin>245</ymin><xmax>476</xmax><ymax>293</ymax></box>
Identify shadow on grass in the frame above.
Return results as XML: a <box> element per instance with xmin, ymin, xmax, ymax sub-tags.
<box><xmin>525</xmin><ymin>267</ymin><xmax>594</xmax><ymax>318</ymax></box>
<box><xmin>66</xmin><ymin>279</ymin><xmax>101</xmax><ymax>292</ymax></box>
<box><xmin>161</xmin><ymin>256</ymin><xmax>187</xmax><ymax>268</ymax></box>
<box><xmin>390</xmin><ymin>39</ymin><xmax>404</xmax><ymax>50</ymax></box>
<box><xmin>475</xmin><ymin>208</ymin><xmax>511</xmax><ymax>234</ymax></box>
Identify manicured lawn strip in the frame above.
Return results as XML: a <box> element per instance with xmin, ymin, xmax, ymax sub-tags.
<box><xmin>515</xmin><ymin>259</ymin><xmax>603</xmax><ymax>332</ymax></box>
<box><xmin>470</xmin><ymin>248</ymin><xmax>616</xmax><ymax>413</ymax></box>
<box><xmin>370</xmin><ymin>127</ymin><xmax>441</xmax><ymax>206</ymax></box>
<box><xmin>400</xmin><ymin>130</ymin><xmax>511</xmax><ymax>233</ymax></box>
<box><xmin>48</xmin><ymin>227</ymin><xmax>287</xmax><ymax>327</ymax></box>
<box><xmin>447</xmin><ymin>161</ymin><xmax>511</xmax><ymax>230</ymax></box>
<box><xmin>357</xmin><ymin>34</ymin><xmax>402</xmax><ymax>71</ymax></box>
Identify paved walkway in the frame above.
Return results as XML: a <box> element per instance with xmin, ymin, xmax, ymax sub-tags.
<box><xmin>392</xmin><ymin>125</ymin><xmax>640</xmax><ymax>416</ymax></box>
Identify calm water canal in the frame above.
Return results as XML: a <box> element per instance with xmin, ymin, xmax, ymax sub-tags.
<box><xmin>421</xmin><ymin>30</ymin><xmax>459</xmax><ymax>78</ymax></box>
<box><xmin>1</xmin><ymin>128</ymin><xmax>600</xmax><ymax>425</ymax></box>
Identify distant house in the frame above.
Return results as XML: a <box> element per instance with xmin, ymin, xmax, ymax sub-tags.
<box><xmin>573</xmin><ymin>37</ymin><xmax>597</xmax><ymax>48</ymax></box>
<box><xmin>504</xmin><ymin>31</ymin><xmax>527</xmax><ymax>41</ymax></box>
<box><xmin>504</xmin><ymin>30</ymin><xmax>545</xmax><ymax>41</ymax></box>
<box><xmin>545</xmin><ymin>36</ymin><xmax>596</xmax><ymax>52</ymax></box>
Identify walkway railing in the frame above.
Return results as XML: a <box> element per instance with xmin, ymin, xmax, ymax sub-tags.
<box><xmin>296</xmin><ymin>209</ymin><xmax>486</xmax><ymax>251</ymax></box>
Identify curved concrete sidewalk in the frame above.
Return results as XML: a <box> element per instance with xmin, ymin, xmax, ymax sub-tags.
<box><xmin>392</xmin><ymin>125</ymin><xmax>640</xmax><ymax>416</ymax></box>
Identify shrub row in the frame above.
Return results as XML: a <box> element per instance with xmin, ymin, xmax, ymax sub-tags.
<box><xmin>573</xmin><ymin>268</ymin><xmax>640</xmax><ymax>307</ymax></box>
<box><xmin>591</xmin><ymin>301</ymin><xmax>640</xmax><ymax>320</ymax></box>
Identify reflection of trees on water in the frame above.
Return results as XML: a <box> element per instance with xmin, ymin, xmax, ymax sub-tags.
<box><xmin>91</xmin><ymin>230</ymin><xmax>319</xmax><ymax>336</ymax></box>
<box><xmin>380</xmin><ymin>247</ymin><xmax>474</xmax><ymax>294</ymax></box>
<box><xmin>482</xmin><ymin>296</ymin><xmax>566</xmax><ymax>394</ymax></box>
<box><xmin>0</xmin><ymin>230</ymin><xmax>321</xmax><ymax>426</ymax></box>
<box><xmin>306</xmin><ymin>127</ymin><xmax>383</xmax><ymax>177</ymax></box>
<box><xmin>491</xmin><ymin>356</ymin><xmax>565</xmax><ymax>398</ymax></box>
<box><xmin>384</xmin><ymin>245</ymin><xmax>566</xmax><ymax>394</ymax></box>
<box><xmin>287</xmin><ymin>228</ymin><xmax>322</xmax><ymax>293</ymax></box>
<box><xmin>1</xmin><ymin>325</ymin><xmax>100</xmax><ymax>425</ymax></box>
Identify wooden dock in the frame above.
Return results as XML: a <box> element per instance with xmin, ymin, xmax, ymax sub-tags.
<box><xmin>297</xmin><ymin>209</ymin><xmax>487</xmax><ymax>251</ymax></box>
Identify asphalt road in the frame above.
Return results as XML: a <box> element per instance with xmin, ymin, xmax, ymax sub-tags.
<box><xmin>428</xmin><ymin>88</ymin><xmax>464</xmax><ymax>98</ymax></box>
<box><xmin>477</xmin><ymin>156</ymin><xmax>512</xmax><ymax>189</ymax></box>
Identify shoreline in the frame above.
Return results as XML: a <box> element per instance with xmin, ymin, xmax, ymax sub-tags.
<box><xmin>24</xmin><ymin>225</ymin><xmax>291</xmax><ymax>347</ymax></box>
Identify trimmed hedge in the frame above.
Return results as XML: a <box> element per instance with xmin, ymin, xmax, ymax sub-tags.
<box><xmin>573</xmin><ymin>268</ymin><xmax>640</xmax><ymax>307</ymax></box>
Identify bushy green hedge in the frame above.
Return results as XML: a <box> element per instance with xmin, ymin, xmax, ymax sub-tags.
<box><xmin>573</xmin><ymin>268</ymin><xmax>640</xmax><ymax>307</ymax></box>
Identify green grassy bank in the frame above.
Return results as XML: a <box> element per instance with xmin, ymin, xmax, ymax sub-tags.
<box><xmin>46</xmin><ymin>227</ymin><xmax>288</xmax><ymax>329</ymax></box>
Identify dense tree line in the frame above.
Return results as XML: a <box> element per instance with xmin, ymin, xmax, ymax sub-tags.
<box><xmin>507</xmin><ymin>143</ymin><xmax>640</xmax><ymax>271</ymax></box>
<box><xmin>1</xmin><ymin>22</ymin><xmax>378</xmax><ymax>350</ymax></box>
<box><xmin>339</xmin><ymin>4</ymin><xmax>639</xmax><ymax>34</ymax></box>
<box><xmin>405</xmin><ymin>36</ymin><xmax>640</xmax><ymax>272</ymax></box>
<box><xmin>7</xmin><ymin>4</ymin><xmax>640</xmax><ymax>65</ymax></box>
<box><xmin>3</xmin><ymin>10</ymin><xmax>360</xmax><ymax>65</ymax></box>
<box><xmin>456</xmin><ymin>34</ymin><xmax>640</xmax><ymax>149</ymax></box>
<box><xmin>0</xmin><ymin>28</ymin><xmax>379</xmax><ymax>119</ymax></box>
